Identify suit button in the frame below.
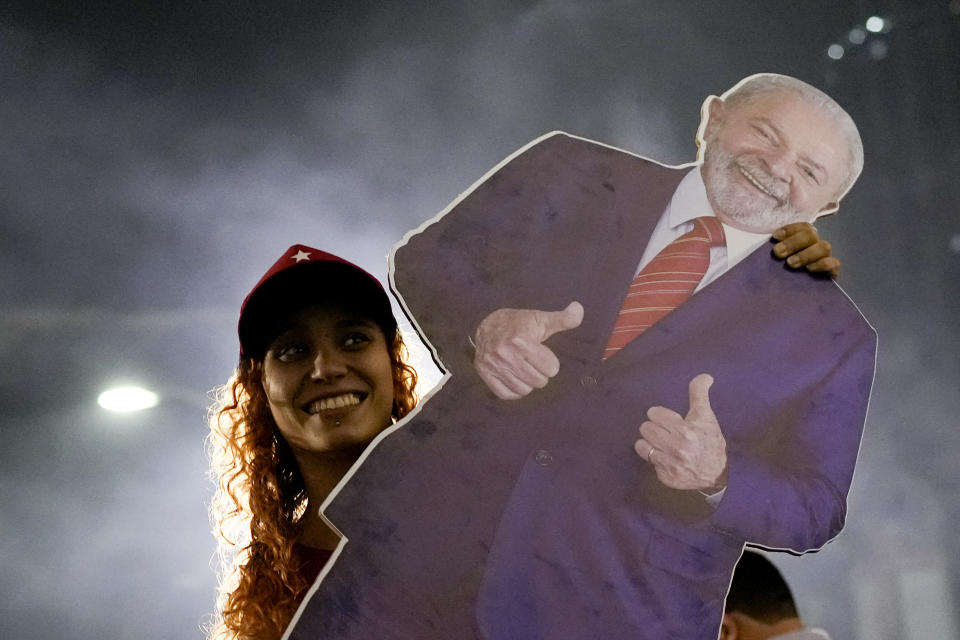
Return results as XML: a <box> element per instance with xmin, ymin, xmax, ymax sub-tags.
<box><xmin>533</xmin><ymin>449</ymin><xmax>554</xmax><ymax>466</ymax></box>
<box><xmin>580</xmin><ymin>375</ymin><xmax>598</xmax><ymax>387</ymax></box>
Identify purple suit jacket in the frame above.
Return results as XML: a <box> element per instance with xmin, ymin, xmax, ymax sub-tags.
<box><xmin>287</xmin><ymin>133</ymin><xmax>876</xmax><ymax>639</ymax></box>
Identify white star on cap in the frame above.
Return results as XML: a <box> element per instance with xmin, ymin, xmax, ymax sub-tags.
<box><xmin>291</xmin><ymin>250</ymin><xmax>311</xmax><ymax>263</ymax></box>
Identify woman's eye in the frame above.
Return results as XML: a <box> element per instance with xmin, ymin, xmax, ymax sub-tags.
<box><xmin>343</xmin><ymin>333</ymin><xmax>372</xmax><ymax>349</ymax></box>
<box><xmin>275</xmin><ymin>344</ymin><xmax>307</xmax><ymax>361</ymax></box>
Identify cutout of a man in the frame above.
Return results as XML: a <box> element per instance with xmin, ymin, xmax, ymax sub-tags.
<box><xmin>287</xmin><ymin>74</ymin><xmax>876</xmax><ymax>640</ymax></box>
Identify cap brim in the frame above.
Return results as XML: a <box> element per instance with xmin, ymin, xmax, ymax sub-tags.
<box><xmin>238</xmin><ymin>261</ymin><xmax>395</xmax><ymax>360</ymax></box>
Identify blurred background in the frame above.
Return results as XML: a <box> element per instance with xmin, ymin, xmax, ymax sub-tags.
<box><xmin>1</xmin><ymin>1</ymin><xmax>957</xmax><ymax>638</ymax></box>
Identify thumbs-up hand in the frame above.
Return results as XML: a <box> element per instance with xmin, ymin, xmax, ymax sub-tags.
<box><xmin>635</xmin><ymin>373</ymin><xmax>729</xmax><ymax>492</ymax></box>
<box><xmin>474</xmin><ymin>301</ymin><xmax>584</xmax><ymax>399</ymax></box>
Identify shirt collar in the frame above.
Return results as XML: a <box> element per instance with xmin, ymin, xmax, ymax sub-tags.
<box><xmin>667</xmin><ymin>166</ymin><xmax>770</xmax><ymax>268</ymax></box>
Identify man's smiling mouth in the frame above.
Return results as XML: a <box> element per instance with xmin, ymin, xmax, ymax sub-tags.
<box><xmin>737</xmin><ymin>165</ymin><xmax>784</xmax><ymax>205</ymax></box>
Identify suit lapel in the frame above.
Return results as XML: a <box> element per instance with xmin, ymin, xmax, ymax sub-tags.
<box><xmin>549</xmin><ymin>157</ymin><xmax>690</xmax><ymax>366</ymax></box>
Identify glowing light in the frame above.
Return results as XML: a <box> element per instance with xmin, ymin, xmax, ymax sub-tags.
<box><xmin>827</xmin><ymin>44</ymin><xmax>845</xmax><ymax>60</ymax></box>
<box><xmin>97</xmin><ymin>386</ymin><xmax>159</xmax><ymax>412</ymax></box>
<box><xmin>869</xmin><ymin>40</ymin><xmax>889</xmax><ymax>60</ymax></box>
<box><xmin>848</xmin><ymin>27</ymin><xmax>867</xmax><ymax>44</ymax></box>
<box><xmin>866</xmin><ymin>16</ymin><xmax>885</xmax><ymax>33</ymax></box>
<box><xmin>949</xmin><ymin>234</ymin><xmax>960</xmax><ymax>253</ymax></box>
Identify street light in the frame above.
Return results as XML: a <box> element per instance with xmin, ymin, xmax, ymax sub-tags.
<box><xmin>97</xmin><ymin>385</ymin><xmax>160</xmax><ymax>412</ymax></box>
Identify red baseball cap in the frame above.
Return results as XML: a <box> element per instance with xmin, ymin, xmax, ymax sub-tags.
<box><xmin>237</xmin><ymin>244</ymin><xmax>395</xmax><ymax>359</ymax></box>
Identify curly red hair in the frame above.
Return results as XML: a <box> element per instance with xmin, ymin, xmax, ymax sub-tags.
<box><xmin>207</xmin><ymin>329</ymin><xmax>417</xmax><ymax>640</ymax></box>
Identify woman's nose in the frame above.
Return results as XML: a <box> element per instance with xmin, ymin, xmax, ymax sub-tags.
<box><xmin>310</xmin><ymin>349</ymin><xmax>348</xmax><ymax>381</ymax></box>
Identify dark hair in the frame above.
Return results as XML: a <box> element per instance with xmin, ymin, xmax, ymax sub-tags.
<box><xmin>724</xmin><ymin>551</ymin><xmax>800</xmax><ymax>624</ymax></box>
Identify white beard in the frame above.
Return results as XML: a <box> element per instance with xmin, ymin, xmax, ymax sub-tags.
<box><xmin>702</xmin><ymin>142</ymin><xmax>806</xmax><ymax>233</ymax></box>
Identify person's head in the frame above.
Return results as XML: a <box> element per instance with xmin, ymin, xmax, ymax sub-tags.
<box><xmin>207</xmin><ymin>245</ymin><xmax>417</xmax><ymax>640</ymax></box>
<box><xmin>697</xmin><ymin>73</ymin><xmax>863</xmax><ymax>233</ymax></box>
<box><xmin>237</xmin><ymin>245</ymin><xmax>416</xmax><ymax>458</ymax></box>
<box><xmin>720</xmin><ymin>551</ymin><xmax>804</xmax><ymax>640</ymax></box>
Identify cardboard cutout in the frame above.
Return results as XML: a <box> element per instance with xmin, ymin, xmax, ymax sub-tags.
<box><xmin>285</xmin><ymin>78</ymin><xmax>875</xmax><ymax>640</ymax></box>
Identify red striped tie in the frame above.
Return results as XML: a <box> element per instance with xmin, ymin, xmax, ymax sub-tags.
<box><xmin>603</xmin><ymin>216</ymin><xmax>726</xmax><ymax>358</ymax></box>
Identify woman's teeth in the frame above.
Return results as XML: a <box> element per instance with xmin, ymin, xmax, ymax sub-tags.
<box><xmin>307</xmin><ymin>392</ymin><xmax>362</xmax><ymax>413</ymax></box>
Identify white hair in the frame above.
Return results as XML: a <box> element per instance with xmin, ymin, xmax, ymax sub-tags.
<box><xmin>718</xmin><ymin>73</ymin><xmax>864</xmax><ymax>200</ymax></box>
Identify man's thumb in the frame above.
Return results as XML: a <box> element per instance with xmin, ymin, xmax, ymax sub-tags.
<box><xmin>687</xmin><ymin>373</ymin><xmax>715</xmax><ymax>418</ymax></box>
<box><xmin>540</xmin><ymin>301</ymin><xmax>584</xmax><ymax>339</ymax></box>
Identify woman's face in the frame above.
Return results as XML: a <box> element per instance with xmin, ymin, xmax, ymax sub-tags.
<box><xmin>261</xmin><ymin>303</ymin><xmax>395</xmax><ymax>455</ymax></box>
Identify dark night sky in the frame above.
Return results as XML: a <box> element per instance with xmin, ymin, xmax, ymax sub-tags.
<box><xmin>1</xmin><ymin>2</ymin><xmax>958</xmax><ymax>639</ymax></box>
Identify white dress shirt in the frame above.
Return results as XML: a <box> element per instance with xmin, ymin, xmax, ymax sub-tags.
<box><xmin>636</xmin><ymin>166</ymin><xmax>769</xmax><ymax>288</ymax></box>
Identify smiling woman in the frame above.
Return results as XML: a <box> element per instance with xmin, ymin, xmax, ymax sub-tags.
<box><xmin>262</xmin><ymin>305</ymin><xmax>396</xmax><ymax>458</ymax></box>
<box><xmin>206</xmin><ymin>245</ymin><xmax>418</xmax><ymax>640</ymax></box>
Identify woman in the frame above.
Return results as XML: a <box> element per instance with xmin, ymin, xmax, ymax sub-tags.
<box><xmin>207</xmin><ymin>244</ymin><xmax>418</xmax><ymax>640</ymax></box>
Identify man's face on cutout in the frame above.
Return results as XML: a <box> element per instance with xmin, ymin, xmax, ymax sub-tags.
<box><xmin>701</xmin><ymin>91</ymin><xmax>849</xmax><ymax>233</ymax></box>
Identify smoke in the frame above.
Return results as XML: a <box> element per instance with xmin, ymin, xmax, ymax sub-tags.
<box><xmin>1</xmin><ymin>1</ymin><xmax>958</xmax><ymax>638</ymax></box>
